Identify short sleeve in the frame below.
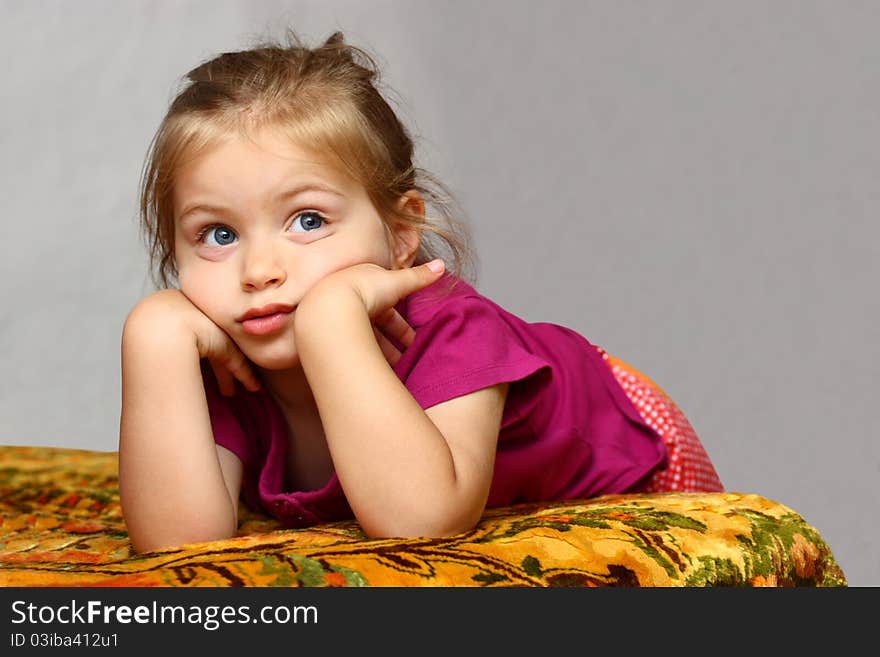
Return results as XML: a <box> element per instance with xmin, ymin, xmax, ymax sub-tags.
<box><xmin>393</xmin><ymin>295</ymin><xmax>549</xmax><ymax>409</ymax></box>
<box><xmin>200</xmin><ymin>361</ymin><xmax>254</xmax><ymax>466</ymax></box>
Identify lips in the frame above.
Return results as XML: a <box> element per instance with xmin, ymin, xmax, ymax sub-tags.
<box><xmin>237</xmin><ymin>303</ymin><xmax>295</xmax><ymax>337</ymax></box>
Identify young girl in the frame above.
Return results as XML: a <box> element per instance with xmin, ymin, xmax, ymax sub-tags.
<box><xmin>119</xmin><ymin>30</ymin><xmax>722</xmax><ymax>553</ymax></box>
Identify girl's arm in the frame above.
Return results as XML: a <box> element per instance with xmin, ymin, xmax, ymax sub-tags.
<box><xmin>294</xmin><ymin>262</ymin><xmax>509</xmax><ymax>538</ymax></box>
<box><xmin>118</xmin><ymin>289</ymin><xmax>258</xmax><ymax>553</ymax></box>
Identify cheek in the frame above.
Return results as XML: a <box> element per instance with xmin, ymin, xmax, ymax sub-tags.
<box><xmin>321</xmin><ymin>244</ymin><xmax>394</xmax><ymax>278</ymax></box>
<box><xmin>310</xmin><ymin>231</ymin><xmax>394</xmax><ymax>277</ymax></box>
<box><xmin>176</xmin><ymin>266</ymin><xmax>225</xmax><ymax>318</ymax></box>
<box><xmin>360</xmin><ymin>224</ymin><xmax>397</xmax><ymax>268</ymax></box>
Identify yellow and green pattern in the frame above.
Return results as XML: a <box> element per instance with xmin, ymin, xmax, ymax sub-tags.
<box><xmin>0</xmin><ymin>446</ymin><xmax>845</xmax><ymax>587</ymax></box>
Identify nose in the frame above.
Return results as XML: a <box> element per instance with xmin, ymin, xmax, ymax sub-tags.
<box><xmin>240</xmin><ymin>239</ymin><xmax>287</xmax><ymax>291</ymax></box>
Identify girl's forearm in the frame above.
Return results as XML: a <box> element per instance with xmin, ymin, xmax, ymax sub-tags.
<box><xmin>294</xmin><ymin>290</ymin><xmax>472</xmax><ymax>537</ymax></box>
<box><xmin>118</xmin><ymin>309</ymin><xmax>237</xmax><ymax>552</ymax></box>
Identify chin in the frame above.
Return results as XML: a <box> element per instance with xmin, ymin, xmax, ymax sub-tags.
<box><xmin>245</xmin><ymin>349</ymin><xmax>301</xmax><ymax>371</ymax></box>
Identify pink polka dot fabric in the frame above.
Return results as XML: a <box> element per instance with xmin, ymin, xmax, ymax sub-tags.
<box><xmin>597</xmin><ymin>347</ymin><xmax>724</xmax><ymax>493</ymax></box>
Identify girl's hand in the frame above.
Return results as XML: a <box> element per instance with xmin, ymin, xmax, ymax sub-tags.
<box><xmin>125</xmin><ymin>289</ymin><xmax>261</xmax><ymax>397</ymax></box>
<box><xmin>301</xmin><ymin>259</ymin><xmax>446</xmax><ymax>365</ymax></box>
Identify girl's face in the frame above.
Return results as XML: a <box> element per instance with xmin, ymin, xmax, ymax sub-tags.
<box><xmin>172</xmin><ymin>127</ymin><xmax>402</xmax><ymax>371</ymax></box>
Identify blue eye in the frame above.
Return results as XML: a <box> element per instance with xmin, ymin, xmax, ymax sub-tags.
<box><xmin>290</xmin><ymin>211</ymin><xmax>325</xmax><ymax>232</ymax></box>
<box><xmin>200</xmin><ymin>225</ymin><xmax>237</xmax><ymax>246</ymax></box>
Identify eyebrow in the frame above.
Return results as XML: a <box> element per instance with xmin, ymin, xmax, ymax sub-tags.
<box><xmin>177</xmin><ymin>183</ymin><xmax>345</xmax><ymax>223</ymax></box>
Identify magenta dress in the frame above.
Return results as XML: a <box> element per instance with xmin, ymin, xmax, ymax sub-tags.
<box><xmin>203</xmin><ymin>274</ymin><xmax>670</xmax><ymax>528</ymax></box>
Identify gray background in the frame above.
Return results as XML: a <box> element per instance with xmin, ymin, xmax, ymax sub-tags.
<box><xmin>2</xmin><ymin>1</ymin><xmax>877</xmax><ymax>585</ymax></box>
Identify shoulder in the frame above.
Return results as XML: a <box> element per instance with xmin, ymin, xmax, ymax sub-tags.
<box><xmin>394</xmin><ymin>275</ymin><xmax>550</xmax><ymax>409</ymax></box>
<box><xmin>396</xmin><ymin>274</ymin><xmax>533</xmax><ymax>359</ymax></box>
<box><xmin>399</xmin><ymin>274</ymin><xmax>517</xmax><ymax>336</ymax></box>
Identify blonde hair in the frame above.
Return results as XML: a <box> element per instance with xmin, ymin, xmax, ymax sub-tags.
<box><xmin>139</xmin><ymin>30</ymin><xmax>476</xmax><ymax>288</ymax></box>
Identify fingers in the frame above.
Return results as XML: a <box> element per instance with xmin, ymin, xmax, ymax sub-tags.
<box><xmin>378</xmin><ymin>258</ymin><xmax>446</xmax><ymax>299</ymax></box>
<box><xmin>226</xmin><ymin>350</ymin><xmax>261</xmax><ymax>393</ymax></box>
<box><xmin>375</xmin><ymin>308</ymin><xmax>417</xmax><ymax>349</ymax></box>
<box><xmin>210</xmin><ymin>361</ymin><xmax>236</xmax><ymax>397</ymax></box>
<box><xmin>211</xmin><ymin>345</ymin><xmax>261</xmax><ymax>397</ymax></box>
<box><xmin>409</xmin><ymin>258</ymin><xmax>445</xmax><ymax>292</ymax></box>
<box><xmin>365</xmin><ymin>258</ymin><xmax>444</xmax><ymax>315</ymax></box>
<box><xmin>424</xmin><ymin>258</ymin><xmax>445</xmax><ymax>275</ymax></box>
<box><xmin>372</xmin><ymin>326</ymin><xmax>402</xmax><ymax>366</ymax></box>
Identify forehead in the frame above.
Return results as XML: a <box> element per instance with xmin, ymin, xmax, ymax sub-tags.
<box><xmin>172</xmin><ymin>126</ymin><xmax>356</xmax><ymax>209</ymax></box>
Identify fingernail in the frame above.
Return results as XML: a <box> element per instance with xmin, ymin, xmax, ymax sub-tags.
<box><xmin>426</xmin><ymin>259</ymin><xmax>445</xmax><ymax>274</ymax></box>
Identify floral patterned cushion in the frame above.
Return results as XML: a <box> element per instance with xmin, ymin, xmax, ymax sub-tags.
<box><xmin>0</xmin><ymin>446</ymin><xmax>845</xmax><ymax>587</ymax></box>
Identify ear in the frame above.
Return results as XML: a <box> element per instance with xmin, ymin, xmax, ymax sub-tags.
<box><xmin>390</xmin><ymin>190</ymin><xmax>424</xmax><ymax>269</ymax></box>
